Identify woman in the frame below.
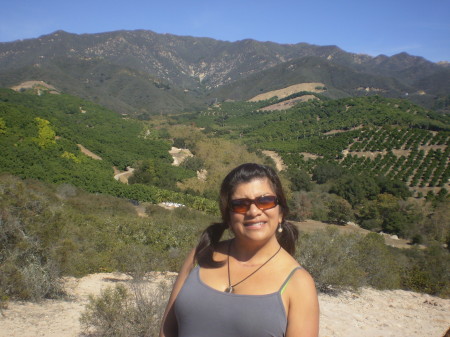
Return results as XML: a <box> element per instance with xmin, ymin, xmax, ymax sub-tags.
<box><xmin>160</xmin><ymin>163</ymin><xmax>319</xmax><ymax>337</ymax></box>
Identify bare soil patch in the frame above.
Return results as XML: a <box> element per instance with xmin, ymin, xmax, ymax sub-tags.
<box><xmin>324</xmin><ymin>125</ymin><xmax>364</xmax><ymax>135</ymax></box>
<box><xmin>113</xmin><ymin>166</ymin><xmax>135</xmax><ymax>184</ymax></box>
<box><xmin>11</xmin><ymin>81</ymin><xmax>59</xmax><ymax>94</ymax></box>
<box><xmin>169</xmin><ymin>147</ymin><xmax>193</xmax><ymax>166</ymax></box>
<box><xmin>0</xmin><ymin>272</ymin><xmax>176</xmax><ymax>337</ymax></box>
<box><xmin>299</xmin><ymin>152</ymin><xmax>322</xmax><ymax>160</ymax></box>
<box><xmin>249</xmin><ymin>83</ymin><xmax>325</xmax><ymax>102</ymax></box>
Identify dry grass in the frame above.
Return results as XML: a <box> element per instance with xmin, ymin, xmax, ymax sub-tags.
<box><xmin>248</xmin><ymin>82</ymin><xmax>326</xmax><ymax>102</ymax></box>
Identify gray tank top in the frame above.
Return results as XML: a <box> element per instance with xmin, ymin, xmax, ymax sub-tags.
<box><xmin>174</xmin><ymin>265</ymin><xmax>302</xmax><ymax>337</ymax></box>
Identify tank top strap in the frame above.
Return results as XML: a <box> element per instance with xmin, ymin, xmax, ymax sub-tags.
<box><xmin>279</xmin><ymin>266</ymin><xmax>303</xmax><ymax>294</ymax></box>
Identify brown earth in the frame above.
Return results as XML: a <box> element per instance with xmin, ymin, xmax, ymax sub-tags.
<box><xmin>11</xmin><ymin>81</ymin><xmax>59</xmax><ymax>94</ymax></box>
<box><xmin>169</xmin><ymin>147</ymin><xmax>193</xmax><ymax>166</ymax></box>
<box><xmin>0</xmin><ymin>272</ymin><xmax>448</xmax><ymax>337</ymax></box>
<box><xmin>113</xmin><ymin>166</ymin><xmax>135</xmax><ymax>184</ymax></box>
<box><xmin>248</xmin><ymin>83</ymin><xmax>325</xmax><ymax>102</ymax></box>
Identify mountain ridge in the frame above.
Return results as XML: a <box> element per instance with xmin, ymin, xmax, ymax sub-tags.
<box><xmin>0</xmin><ymin>29</ymin><xmax>448</xmax><ymax>116</ymax></box>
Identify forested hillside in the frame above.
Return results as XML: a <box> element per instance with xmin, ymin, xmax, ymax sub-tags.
<box><xmin>0</xmin><ymin>88</ymin><xmax>217</xmax><ymax>213</ymax></box>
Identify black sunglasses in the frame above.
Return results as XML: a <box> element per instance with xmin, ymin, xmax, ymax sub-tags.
<box><xmin>230</xmin><ymin>195</ymin><xmax>278</xmax><ymax>214</ymax></box>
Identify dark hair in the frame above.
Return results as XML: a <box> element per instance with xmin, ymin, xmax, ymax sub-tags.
<box><xmin>195</xmin><ymin>163</ymin><xmax>298</xmax><ymax>267</ymax></box>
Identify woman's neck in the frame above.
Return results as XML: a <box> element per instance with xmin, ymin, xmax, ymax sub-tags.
<box><xmin>230</xmin><ymin>237</ymin><xmax>280</xmax><ymax>265</ymax></box>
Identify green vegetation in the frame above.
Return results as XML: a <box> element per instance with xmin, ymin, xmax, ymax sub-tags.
<box><xmin>178</xmin><ymin>95</ymin><xmax>449</xmax><ymax>243</ymax></box>
<box><xmin>0</xmin><ymin>174</ymin><xmax>218</xmax><ymax>304</ymax></box>
<box><xmin>0</xmin><ymin>89</ymin><xmax>217</xmax><ymax>213</ymax></box>
<box><xmin>1</xmin><ymin>87</ymin><xmax>449</xmax><ymax>306</ymax></box>
<box><xmin>297</xmin><ymin>228</ymin><xmax>449</xmax><ymax>297</ymax></box>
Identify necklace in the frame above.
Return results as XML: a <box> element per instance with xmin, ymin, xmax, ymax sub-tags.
<box><xmin>225</xmin><ymin>240</ymin><xmax>281</xmax><ymax>293</ymax></box>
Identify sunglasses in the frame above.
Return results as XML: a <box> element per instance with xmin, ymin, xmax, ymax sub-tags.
<box><xmin>230</xmin><ymin>195</ymin><xmax>278</xmax><ymax>214</ymax></box>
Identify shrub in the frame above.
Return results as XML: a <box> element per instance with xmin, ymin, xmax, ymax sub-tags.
<box><xmin>355</xmin><ymin>233</ymin><xmax>401</xmax><ymax>289</ymax></box>
<box><xmin>289</xmin><ymin>192</ymin><xmax>313</xmax><ymax>221</ymax></box>
<box><xmin>296</xmin><ymin>228</ymin><xmax>365</xmax><ymax>292</ymax></box>
<box><xmin>401</xmin><ymin>244</ymin><xmax>450</xmax><ymax>297</ymax></box>
<box><xmin>80</xmin><ymin>277</ymin><xmax>173</xmax><ymax>337</ymax></box>
<box><xmin>286</xmin><ymin>168</ymin><xmax>313</xmax><ymax>192</ymax></box>
<box><xmin>296</xmin><ymin>228</ymin><xmax>404</xmax><ymax>292</ymax></box>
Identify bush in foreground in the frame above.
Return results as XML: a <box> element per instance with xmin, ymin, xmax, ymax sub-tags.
<box><xmin>80</xmin><ymin>277</ymin><xmax>173</xmax><ymax>337</ymax></box>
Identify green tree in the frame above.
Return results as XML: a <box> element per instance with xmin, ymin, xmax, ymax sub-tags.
<box><xmin>331</xmin><ymin>175</ymin><xmax>380</xmax><ymax>207</ymax></box>
<box><xmin>312</xmin><ymin>163</ymin><xmax>345</xmax><ymax>184</ymax></box>
<box><xmin>287</xmin><ymin>168</ymin><xmax>313</xmax><ymax>192</ymax></box>
<box><xmin>0</xmin><ymin>118</ymin><xmax>6</xmax><ymax>134</ymax></box>
<box><xmin>356</xmin><ymin>200</ymin><xmax>383</xmax><ymax>231</ymax></box>
<box><xmin>34</xmin><ymin>117</ymin><xmax>56</xmax><ymax>148</ymax></box>
<box><xmin>327</xmin><ymin>197</ymin><xmax>354</xmax><ymax>225</ymax></box>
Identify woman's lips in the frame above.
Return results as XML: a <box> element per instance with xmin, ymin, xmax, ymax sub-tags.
<box><xmin>244</xmin><ymin>221</ymin><xmax>265</xmax><ymax>228</ymax></box>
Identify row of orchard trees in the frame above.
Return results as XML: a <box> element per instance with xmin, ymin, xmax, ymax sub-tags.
<box><xmin>349</xmin><ymin>127</ymin><xmax>449</xmax><ymax>152</ymax></box>
<box><xmin>341</xmin><ymin>147</ymin><xmax>450</xmax><ymax>188</ymax></box>
<box><xmin>340</xmin><ymin>125</ymin><xmax>450</xmax><ymax>188</ymax></box>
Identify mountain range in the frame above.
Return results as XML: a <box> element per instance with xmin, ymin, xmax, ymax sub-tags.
<box><xmin>1</xmin><ymin>29</ymin><xmax>449</xmax><ymax>116</ymax></box>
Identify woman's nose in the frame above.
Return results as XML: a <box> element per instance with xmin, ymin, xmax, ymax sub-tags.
<box><xmin>247</xmin><ymin>203</ymin><xmax>262</xmax><ymax>216</ymax></box>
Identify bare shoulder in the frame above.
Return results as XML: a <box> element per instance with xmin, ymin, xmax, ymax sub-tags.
<box><xmin>276</xmin><ymin>250</ymin><xmax>316</xmax><ymax>293</ymax></box>
<box><xmin>284</xmin><ymin>266</ymin><xmax>319</xmax><ymax>337</ymax></box>
<box><xmin>286</xmin><ymin>266</ymin><xmax>316</xmax><ymax>295</ymax></box>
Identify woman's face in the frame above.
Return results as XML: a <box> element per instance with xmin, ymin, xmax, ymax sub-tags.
<box><xmin>229</xmin><ymin>178</ymin><xmax>283</xmax><ymax>244</ymax></box>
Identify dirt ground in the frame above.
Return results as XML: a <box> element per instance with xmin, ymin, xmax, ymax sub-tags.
<box><xmin>0</xmin><ymin>272</ymin><xmax>448</xmax><ymax>337</ymax></box>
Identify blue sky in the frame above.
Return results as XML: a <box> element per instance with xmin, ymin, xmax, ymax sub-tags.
<box><xmin>1</xmin><ymin>0</ymin><xmax>449</xmax><ymax>62</ymax></box>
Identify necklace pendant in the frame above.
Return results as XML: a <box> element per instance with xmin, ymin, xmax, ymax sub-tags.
<box><xmin>225</xmin><ymin>286</ymin><xmax>234</xmax><ymax>293</ymax></box>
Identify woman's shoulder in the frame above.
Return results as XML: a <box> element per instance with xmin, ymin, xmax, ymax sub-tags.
<box><xmin>282</xmin><ymin>264</ymin><xmax>316</xmax><ymax>298</ymax></box>
<box><xmin>276</xmin><ymin>250</ymin><xmax>314</xmax><ymax>290</ymax></box>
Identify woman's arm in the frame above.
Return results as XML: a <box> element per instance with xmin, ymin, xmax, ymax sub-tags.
<box><xmin>159</xmin><ymin>248</ymin><xmax>196</xmax><ymax>337</ymax></box>
<box><xmin>285</xmin><ymin>269</ymin><xmax>319</xmax><ymax>337</ymax></box>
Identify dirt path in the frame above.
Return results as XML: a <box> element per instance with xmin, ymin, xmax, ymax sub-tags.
<box><xmin>113</xmin><ymin>166</ymin><xmax>135</xmax><ymax>184</ymax></box>
<box><xmin>77</xmin><ymin>144</ymin><xmax>102</xmax><ymax>161</ymax></box>
<box><xmin>262</xmin><ymin>150</ymin><xmax>286</xmax><ymax>171</ymax></box>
